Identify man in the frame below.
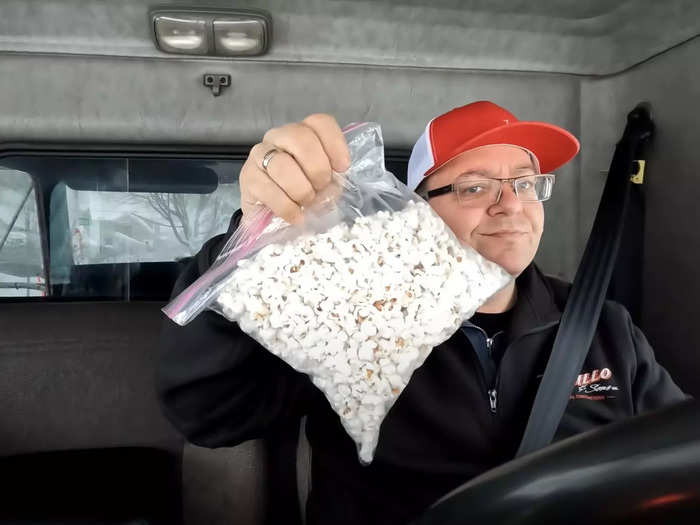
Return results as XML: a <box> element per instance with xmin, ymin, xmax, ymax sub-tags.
<box><xmin>157</xmin><ymin>101</ymin><xmax>688</xmax><ymax>525</ymax></box>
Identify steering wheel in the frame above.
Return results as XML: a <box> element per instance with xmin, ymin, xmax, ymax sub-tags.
<box><xmin>414</xmin><ymin>399</ymin><xmax>700</xmax><ymax>525</ymax></box>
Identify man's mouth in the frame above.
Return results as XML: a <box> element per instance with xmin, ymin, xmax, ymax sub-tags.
<box><xmin>482</xmin><ymin>230</ymin><xmax>527</xmax><ymax>237</ymax></box>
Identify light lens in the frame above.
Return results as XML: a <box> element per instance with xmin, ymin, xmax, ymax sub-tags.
<box><xmin>214</xmin><ymin>19</ymin><xmax>267</xmax><ymax>56</ymax></box>
<box><xmin>154</xmin><ymin>16</ymin><xmax>208</xmax><ymax>54</ymax></box>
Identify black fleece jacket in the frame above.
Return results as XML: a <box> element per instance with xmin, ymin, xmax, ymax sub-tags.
<box><xmin>157</xmin><ymin>209</ymin><xmax>689</xmax><ymax>525</ymax></box>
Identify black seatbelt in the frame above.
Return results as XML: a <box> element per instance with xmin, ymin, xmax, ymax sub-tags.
<box><xmin>516</xmin><ymin>103</ymin><xmax>655</xmax><ymax>458</ymax></box>
<box><xmin>608</xmin><ymin>158</ymin><xmax>646</xmax><ymax>325</ymax></box>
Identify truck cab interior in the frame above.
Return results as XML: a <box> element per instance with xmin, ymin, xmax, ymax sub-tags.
<box><xmin>1</xmin><ymin>1</ymin><xmax>699</xmax><ymax>524</ymax></box>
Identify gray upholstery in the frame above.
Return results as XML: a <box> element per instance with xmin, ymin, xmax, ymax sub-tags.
<box><xmin>0</xmin><ymin>0</ymin><xmax>699</xmax><ymax>75</ymax></box>
<box><xmin>0</xmin><ymin>302</ymin><xmax>180</xmax><ymax>456</ymax></box>
<box><xmin>0</xmin><ymin>53</ymin><xmax>579</xmax><ymax>148</ymax></box>
<box><xmin>183</xmin><ymin>441</ymin><xmax>268</xmax><ymax>525</ymax></box>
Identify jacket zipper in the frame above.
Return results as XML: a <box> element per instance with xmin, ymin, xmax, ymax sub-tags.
<box><xmin>465</xmin><ymin>320</ymin><xmax>562</xmax><ymax>416</ymax></box>
<box><xmin>485</xmin><ymin>334</ymin><xmax>499</xmax><ymax>413</ymax></box>
<box><xmin>464</xmin><ymin>325</ymin><xmax>503</xmax><ymax>414</ymax></box>
<box><xmin>488</xmin><ymin>388</ymin><xmax>498</xmax><ymax>413</ymax></box>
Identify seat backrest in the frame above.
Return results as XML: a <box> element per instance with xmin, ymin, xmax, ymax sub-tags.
<box><xmin>0</xmin><ymin>301</ymin><xmax>183</xmax><ymax>522</ymax></box>
<box><xmin>0</xmin><ymin>300</ymin><xmax>272</xmax><ymax>525</ymax></box>
<box><xmin>182</xmin><ymin>441</ymin><xmax>268</xmax><ymax>525</ymax></box>
<box><xmin>0</xmin><ymin>301</ymin><xmax>180</xmax><ymax>455</ymax></box>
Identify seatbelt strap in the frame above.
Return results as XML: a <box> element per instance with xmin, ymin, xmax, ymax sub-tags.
<box><xmin>516</xmin><ymin>103</ymin><xmax>655</xmax><ymax>458</ymax></box>
<box><xmin>608</xmin><ymin>158</ymin><xmax>646</xmax><ymax>325</ymax></box>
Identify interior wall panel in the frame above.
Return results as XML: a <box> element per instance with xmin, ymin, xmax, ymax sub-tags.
<box><xmin>580</xmin><ymin>37</ymin><xmax>700</xmax><ymax>396</ymax></box>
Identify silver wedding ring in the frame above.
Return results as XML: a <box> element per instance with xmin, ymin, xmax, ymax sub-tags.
<box><xmin>261</xmin><ymin>148</ymin><xmax>279</xmax><ymax>173</ymax></box>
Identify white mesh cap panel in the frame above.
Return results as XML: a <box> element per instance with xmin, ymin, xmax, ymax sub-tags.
<box><xmin>407</xmin><ymin>120</ymin><xmax>435</xmax><ymax>192</ymax></box>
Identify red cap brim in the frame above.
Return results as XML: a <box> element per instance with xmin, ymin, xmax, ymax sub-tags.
<box><xmin>426</xmin><ymin>121</ymin><xmax>580</xmax><ymax>176</ymax></box>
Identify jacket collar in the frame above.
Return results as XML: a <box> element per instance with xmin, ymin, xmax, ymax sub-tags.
<box><xmin>505</xmin><ymin>263</ymin><xmax>563</xmax><ymax>343</ymax></box>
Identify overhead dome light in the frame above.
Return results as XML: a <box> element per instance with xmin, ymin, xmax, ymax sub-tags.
<box><xmin>151</xmin><ymin>8</ymin><xmax>271</xmax><ymax>57</ymax></box>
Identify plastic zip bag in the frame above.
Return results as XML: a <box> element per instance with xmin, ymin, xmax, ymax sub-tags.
<box><xmin>163</xmin><ymin>122</ymin><xmax>512</xmax><ymax>463</ymax></box>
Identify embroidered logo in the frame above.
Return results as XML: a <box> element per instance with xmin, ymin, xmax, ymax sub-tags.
<box><xmin>570</xmin><ymin>368</ymin><xmax>619</xmax><ymax>401</ymax></box>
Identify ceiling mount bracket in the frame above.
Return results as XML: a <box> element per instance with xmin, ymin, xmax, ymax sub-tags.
<box><xmin>203</xmin><ymin>73</ymin><xmax>230</xmax><ymax>97</ymax></box>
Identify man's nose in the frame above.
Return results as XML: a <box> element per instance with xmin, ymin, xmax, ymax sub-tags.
<box><xmin>491</xmin><ymin>181</ymin><xmax>522</xmax><ymax>214</ymax></box>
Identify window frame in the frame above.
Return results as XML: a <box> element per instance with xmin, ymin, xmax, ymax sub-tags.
<box><xmin>0</xmin><ymin>168</ymin><xmax>46</xmax><ymax>297</ymax></box>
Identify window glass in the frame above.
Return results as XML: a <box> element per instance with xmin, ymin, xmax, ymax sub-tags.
<box><xmin>65</xmin><ymin>173</ymin><xmax>239</xmax><ymax>265</ymax></box>
<box><xmin>385</xmin><ymin>157</ymin><xmax>408</xmax><ymax>185</ymax></box>
<box><xmin>0</xmin><ymin>156</ymin><xmax>242</xmax><ymax>300</ymax></box>
<box><xmin>48</xmin><ymin>157</ymin><xmax>242</xmax><ymax>299</ymax></box>
<box><xmin>0</xmin><ymin>170</ymin><xmax>45</xmax><ymax>297</ymax></box>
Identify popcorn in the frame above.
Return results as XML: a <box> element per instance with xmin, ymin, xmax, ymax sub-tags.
<box><xmin>215</xmin><ymin>200</ymin><xmax>511</xmax><ymax>464</ymax></box>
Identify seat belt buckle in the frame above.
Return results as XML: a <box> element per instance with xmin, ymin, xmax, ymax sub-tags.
<box><xmin>631</xmin><ymin>160</ymin><xmax>645</xmax><ymax>184</ymax></box>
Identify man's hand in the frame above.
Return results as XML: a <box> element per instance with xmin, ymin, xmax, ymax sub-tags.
<box><xmin>240</xmin><ymin>114</ymin><xmax>351</xmax><ymax>225</ymax></box>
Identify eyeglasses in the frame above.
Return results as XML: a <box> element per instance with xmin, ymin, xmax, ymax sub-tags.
<box><xmin>418</xmin><ymin>174</ymin><xmax>556</xmax><ymax>206</ymax></box>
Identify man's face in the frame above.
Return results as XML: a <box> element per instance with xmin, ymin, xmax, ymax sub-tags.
<box><xmin>423</xmin><ymin>145</ymin><xmax>545</xmax><ymax>276</ymax></box>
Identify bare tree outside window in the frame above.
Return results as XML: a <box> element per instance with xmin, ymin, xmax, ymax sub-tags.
<box><xmin>65</xmin><ymin>183</ymin><xmax>240</xmax><ymax>265</ymax></box>
<box><xmin>133</xmin><ymin>192</ymin><xmax>224</xmax><ymax>253</ymax></box>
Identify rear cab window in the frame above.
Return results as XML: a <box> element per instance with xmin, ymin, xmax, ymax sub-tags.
<box><xmin>0</xmin><ymin>155</ymin><xmax>243</xmax><ymax>300</ymax></box>
<box><xmin>0</xmin><ymin>153</ymin><xmax>408</xmax><ymax>301</ymax></box>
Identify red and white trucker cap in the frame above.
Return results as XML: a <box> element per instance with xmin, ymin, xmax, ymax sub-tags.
<box><xmin>407</xmin><ymin>101</ymin><xmax>580</xmax><ymax>192</ymax></box>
